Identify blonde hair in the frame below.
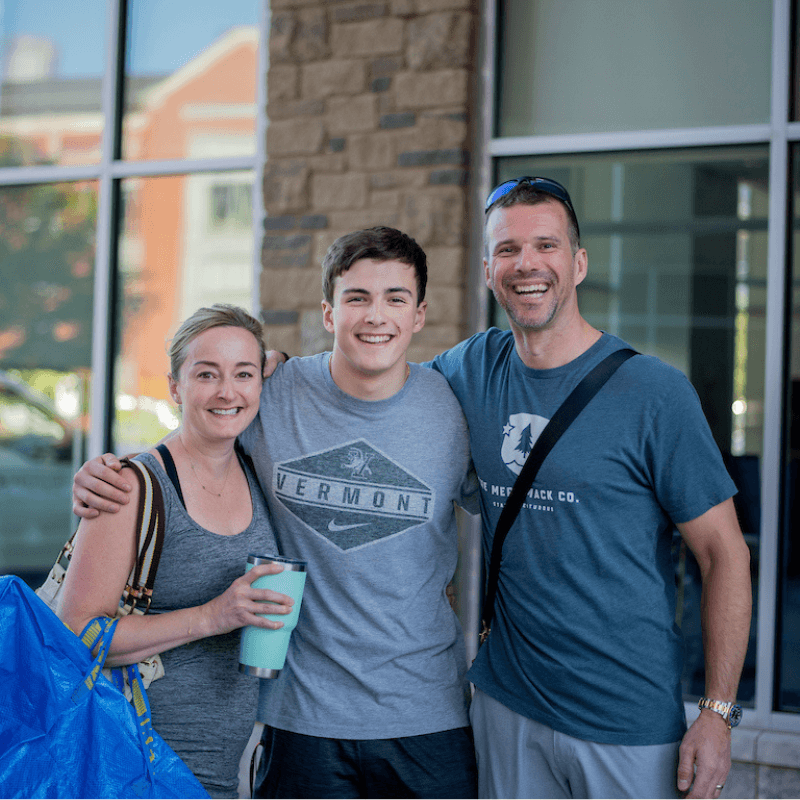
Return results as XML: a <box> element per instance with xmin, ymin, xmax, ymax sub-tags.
<box><xmin>169</xmin><ymin>304</ymin><xmax>266</xmax><ymax>379</ymax></box>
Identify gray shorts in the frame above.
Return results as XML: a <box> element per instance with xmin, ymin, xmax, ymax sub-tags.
<box><xmin>470</xmin><ymin>688</ymin><xmax>681</xmax><ymax>799</ymax></box>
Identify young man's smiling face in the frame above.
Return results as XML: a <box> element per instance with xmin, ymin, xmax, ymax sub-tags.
<box><xmin>322</xmin><ymin>258</ymin><xmax>426</xmax><ymax>400</ymax></box>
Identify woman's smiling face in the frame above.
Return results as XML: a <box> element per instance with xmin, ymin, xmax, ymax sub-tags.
<box><xmin>168</xmin><ymin>325</ymin><xmax>263</xmax><ymax>444</ymax></box>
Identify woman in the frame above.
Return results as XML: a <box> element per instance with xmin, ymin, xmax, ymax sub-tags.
<box><xmin>60</xmin><ymin>304</ymin><xmax>292</xmax><ymax>798</ymax></box>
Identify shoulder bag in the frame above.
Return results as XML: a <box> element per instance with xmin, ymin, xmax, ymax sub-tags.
<box><xmin>36</xmin><ymin>456</ymin><xmax>167</xmax><ymax>695</ymax></box>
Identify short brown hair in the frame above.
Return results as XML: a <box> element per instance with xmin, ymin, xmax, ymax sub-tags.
<box><xmin>321</xmin><ymin>226</ymin><xmax>427</xmax><ymax>305</ymax></box>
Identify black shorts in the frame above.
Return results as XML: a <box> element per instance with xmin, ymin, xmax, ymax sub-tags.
<box><xmin>253</xmin><ymin>724</ymin><xmax>478</xmax><ymax>799</ymax></box>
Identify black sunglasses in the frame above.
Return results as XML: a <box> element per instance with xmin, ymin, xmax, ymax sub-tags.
<box><xmin>485</xmin><ymin>177</ymin><xmax>578</xmax><ymax>235</ymax></box>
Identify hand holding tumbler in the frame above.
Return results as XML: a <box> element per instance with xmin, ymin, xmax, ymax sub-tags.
<box><xmin>239</xmin><ymin>554</ymin><xmax>307</xmax><ymax>678</ymax></box>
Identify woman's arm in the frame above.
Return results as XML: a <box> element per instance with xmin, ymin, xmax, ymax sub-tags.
<box><xmin>59</xmin><ymin>466</ymin><xmax>293</xmax><ymax>666</ymax></box>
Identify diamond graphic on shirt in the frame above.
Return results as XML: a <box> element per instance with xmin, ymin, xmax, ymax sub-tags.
<box><xmin>274</xmin><ymin>439</ymin><xmax>434</xmax><ymax>550</ymax></box>
<box><xmin>500</xmin><ymin>413</ymin><xmax>549</xmax><ymax>475</ymax></box>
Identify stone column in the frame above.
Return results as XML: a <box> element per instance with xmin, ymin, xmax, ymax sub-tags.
<box><xmin>260</xmin><ymin>0</ymin><xmax>479</xmax><ymax>361</ymax></box>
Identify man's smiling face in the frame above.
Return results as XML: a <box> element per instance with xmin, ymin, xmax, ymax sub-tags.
<box><xmin>322</xmin><ymin>258</ymin><xmax>426</xmax><ymax>398</ymax></box>
<box><xmin>484</xmin><ymin>200</ymin><xmax>587</xmax><ymax>334</ymax></box>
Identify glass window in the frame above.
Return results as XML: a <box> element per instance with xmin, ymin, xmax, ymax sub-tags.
<box><xmin>490</xmin><ymin>148</ymin><xmax>767</xmax><ymax>704</ymax></box>
<box><xmin>793</xmin><ymin>0</ymin><xmax>800</xmax><ymax>121</ymax></box>
<box><xmin>121</xmin><ymin>0</ymin><xmax>260</xmax><ymax>162</ymax></box>
<box><xmin>210</xmin><ymin>182</ymin><xmax>252</xmax><ymax>230</ymax></box>
<box><xmin>497</xmin><ymin>0</ymin><xmax>772</xmax><ymax>138</ymax></box>
<box><xmin>0</xmin><ymin>0</ymin><xmax>264</xmax><ymax>590</ymax></box>
<box><xmin>778</xmin><ymin>147</ymin><xmax>800</xmax><ymax>712</ymax></box>
<box><xmin>113</xmin><ymin>172</ymin><xmax>255</xmax><ymax>452</ymax></box>
<box><xmin>0</xmin><ymin>181</ymin><xmax>96</xmax><ymax>582</ymax></box>
<box><xmin>0</xmin><ymin>0</ymin><xmax>107</xmax><ymax>166</ymax></box>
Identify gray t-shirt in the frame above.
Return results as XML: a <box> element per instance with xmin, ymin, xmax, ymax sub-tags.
<box><xmin>239</xmin><ymin>353</ymin><xmax>478</xmax><ymax>739</ymax></box>
<box><xmin>137</xmin><ymin>451</ymin><xmax>278</xmax><ymax>798</ymax></box>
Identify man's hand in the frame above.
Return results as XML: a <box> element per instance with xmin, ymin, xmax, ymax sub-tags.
<box><xmin>72</xmin><ymin>453</ymin><xmax>133</xmax><ymax>518</ymax></box>
<box><xmin>262</xmin><ymin>350</ymin><xmax>288</xmax><ymax>379</ymax></box>
<box><xmin>677</xmin><ymin>710</ymin><xmax>731</xmax><ymax>798</ymax></box>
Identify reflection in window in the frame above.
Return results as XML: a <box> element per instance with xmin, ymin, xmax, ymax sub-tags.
<box><xmin>0</xmin><ymin>2</ymin><xmax>106</xmax><ymax>166</ymax></box>
<box><xmin>778</xmin><ymin>149</ymin><xmax>800</xmax><ymax>712</ymax></box>
<box><xmin>113</xmin><ymin>172</ymin><xmax>255</xmax><ymax>453</ymax></box>
<box><xmin>0</xmin><ymin>181</ymin><xmax>95</xmax><ymax>580</ymax></box>
<box><xmin>0</xmin><ymin>0</ymin><xmax>263</xmax><ymax>589</ymax></box>
<box><xmin>122</xmin><ymin>0</ymin><xmax>259</xmax><ymax>162</ymax></box>
<box><xmin>497</xmin><ymin>0</ymin><xmax>772</xmax><ymax>138</ymax></box>
<box><xmin>793</xmin><ymin>0</ymin><xmax>800</xmax><ymax>122</ymax></box>
<box><xmin>210</xmin><ymin>183</ymin><xmax>251</xmax><ymax>230</ymax></box>
<box><xmin>491</xmin><ymin>148</ymin><xmax>767</xmax><ymax>704</ymax></box>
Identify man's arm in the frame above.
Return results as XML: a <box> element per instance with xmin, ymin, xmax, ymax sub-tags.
<box><xmin>263</xmin><ymin>350</ymin><xmax>288</xmax><ymax>378</ymax></box>
<box><xmin>675</xmin><ymin>497</ymin><xmax>752</xmax><ymax>798</ymax></box>
<box><xmin>73</xmin><ymin>453</ymin><xmax>134</xmax><ymax>517</ymax></box>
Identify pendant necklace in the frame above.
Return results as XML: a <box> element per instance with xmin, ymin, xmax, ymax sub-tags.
<box><xmin>180</xmin><ymin>437</ymin><xmax>234</xmax><ymax>497</ymax></box>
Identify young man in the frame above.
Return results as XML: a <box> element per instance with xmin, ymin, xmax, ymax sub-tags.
<box><xmin>73</xmin><ymin>227</ymin><xmax>479</xmax><ymax>799</ymax></box>
<box><xmin>428</xmin><ymin>177</ymin><xmax>752</xmax><ymax>799</ymax></box>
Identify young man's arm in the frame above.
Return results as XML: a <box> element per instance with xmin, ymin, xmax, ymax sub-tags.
<box><xmin>263</xmin><ymin>350</ymin><xmax>288</xmax><ymax>378</ymax></box>
<box><xmin>675</xmin><ymin>497</ymin><xmax>752</xmax><ymax>799</ymax></box>
<box><xmin>73</xmin><ymin>453</ymin><xmax>132</xmax><ymax>517</ymax></box>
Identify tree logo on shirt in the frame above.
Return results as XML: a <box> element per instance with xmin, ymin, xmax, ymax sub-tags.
<box><xmin>274</xmin><ymin>439</ymin><xmax>434</xmax><ymax>551</ymax></box>
<box><xmin>501</xmin><ymin>413</ymin><xmax>549</xmax><ymax>475</ymax></box>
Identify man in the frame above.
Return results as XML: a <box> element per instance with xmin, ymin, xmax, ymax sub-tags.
<box><xmin>72</xmin><ymin>227</ymin><xmax>479</xmax><ymax>799</ymax></box>
<box><xmin>428</xmin><ymin>177</ymin><xmax>752</xmax><ymax>799</ymax></box>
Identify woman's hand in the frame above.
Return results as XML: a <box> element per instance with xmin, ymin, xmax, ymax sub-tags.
<box><xmin>199</xmin><ymin>563</ymin><xmax>295</xmax><ymax>637</ymax></box>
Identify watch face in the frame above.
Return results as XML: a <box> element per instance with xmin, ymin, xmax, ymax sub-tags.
<box><xmin>729</xmin><ymin>704</ymin><xmax>743</xmax><ymax>727</ymax></box>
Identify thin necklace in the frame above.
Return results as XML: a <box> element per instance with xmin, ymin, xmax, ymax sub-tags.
<box><xmin>180</xmin><ymin>437</ymin><xmax>234</xmax><ymax>497</ymax></box>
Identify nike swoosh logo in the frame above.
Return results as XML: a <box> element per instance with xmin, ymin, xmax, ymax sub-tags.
<box><xmin>327</xmin><ymin>520</ymin><xmax>371</xmax><ymax>532</ymax></box>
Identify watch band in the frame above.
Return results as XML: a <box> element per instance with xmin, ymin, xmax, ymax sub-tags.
<box><xmin>698</xmin><ymin>697</ymin><xmax>742</xmax><ymax>729</ymax></box>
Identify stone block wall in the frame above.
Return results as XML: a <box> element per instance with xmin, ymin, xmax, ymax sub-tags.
<box><xmin>260</xmin><ymin>0</ymin><xmax>479</xmax><ymax>361</ymax></box>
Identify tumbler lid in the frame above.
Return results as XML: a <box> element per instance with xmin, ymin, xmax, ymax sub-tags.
<box><xmin>247</xmin><ymin>553</ymin><xmax>307</xmax><ymax>572</ymax></box>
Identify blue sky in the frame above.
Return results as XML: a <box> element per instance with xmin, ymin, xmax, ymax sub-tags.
<box><xmin>2</xmin><ymin>0</ymin><xmax>260</xmax><ymax>77</ymax></box>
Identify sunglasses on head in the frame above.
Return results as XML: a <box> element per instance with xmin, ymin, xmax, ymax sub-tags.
<box><xmin>485</xmin><ymin>176</ymin><xmax>577</xmax><ymax>219</ymax></box>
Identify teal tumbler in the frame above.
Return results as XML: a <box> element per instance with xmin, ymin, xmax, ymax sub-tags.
<box><xmin>239</xmin><ymin>554</ymin><xmax>307</xmax><ymax>678</ymax></box>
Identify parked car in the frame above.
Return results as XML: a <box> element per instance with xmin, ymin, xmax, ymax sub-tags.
<box><xmin>0</xmin><ymin>371</ymin><xmax>76</xmax><ymax>585</ymax></box>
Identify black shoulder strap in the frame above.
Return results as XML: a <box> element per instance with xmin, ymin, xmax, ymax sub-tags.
<box><xmin>156</xmin><ymin>442</ymin><xmax>185</xmax><ymax>509</ymax></box>
<box><xmin>235</xmin><ymin>438</ymin><xmax>255</xmax><ymax>475</ymax></box>
<box><xmin>480</xmin><ymin>348</ymin><xmax>638</xmax><ymax>642</ymax></box>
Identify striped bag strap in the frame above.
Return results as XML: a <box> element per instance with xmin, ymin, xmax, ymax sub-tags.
<box><xmin>118</xmin><ymin>458</ymin><xmax>166</xmax><ymax>616</ymax></box>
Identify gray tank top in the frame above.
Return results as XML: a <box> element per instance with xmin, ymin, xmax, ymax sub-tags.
<box><xmin>135</xmin><ymin>450</ymin><xmax>278</xmax><ymax>798</ymax></box>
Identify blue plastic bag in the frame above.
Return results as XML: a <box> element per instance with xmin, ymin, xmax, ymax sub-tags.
<box><xmin>0</xmin><ymin>575</ymin><xmax>209</xmax><ymax>798</ymax></box>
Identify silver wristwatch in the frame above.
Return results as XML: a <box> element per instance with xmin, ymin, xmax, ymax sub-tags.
<box><xmin>698</xmin><ymin>697</ymin><xmax>742</xmax><ymax>729</ymax></box>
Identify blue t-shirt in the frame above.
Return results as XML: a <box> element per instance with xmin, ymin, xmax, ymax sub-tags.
<box><xmin>431</xmin><ymin>329</ymin><xmax>736</xmax><ymax>745</ymax></box>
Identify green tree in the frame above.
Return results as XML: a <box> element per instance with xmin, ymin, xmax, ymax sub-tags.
<box><xmin>0</xmin><ymin>136</ymin><xmax>97</xmax><ymax>372</ymax></box>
